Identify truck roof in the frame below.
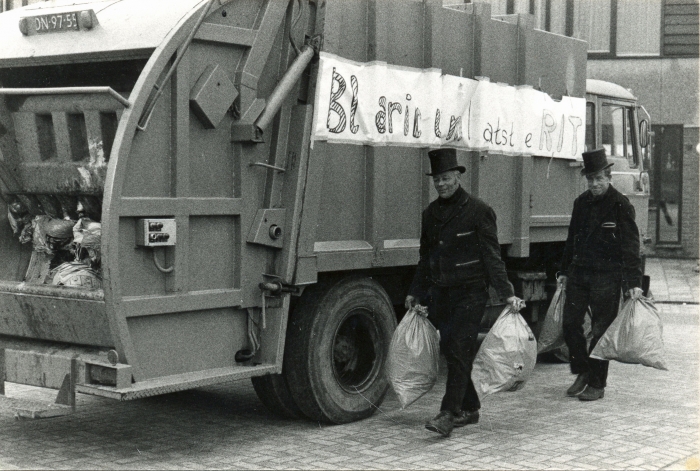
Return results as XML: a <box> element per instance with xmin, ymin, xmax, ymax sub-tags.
<box><xmin>586</xmin><ymin>79</ymin><xmax>636</xmax><ymax>101</ymax></box>
<box><xmin>0</xmin><ymin>0</ymin><xmax>205</xmax><ymax>67</ymax></box>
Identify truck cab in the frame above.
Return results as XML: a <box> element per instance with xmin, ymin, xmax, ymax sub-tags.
<box><xmin>585</xmin><ymin>79</ymin><xmax>652</xmax><ymax>244</ymax></box>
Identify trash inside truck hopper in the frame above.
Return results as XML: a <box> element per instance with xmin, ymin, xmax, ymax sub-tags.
<box><xmin>0</xmin><ymin>0</ymin><xmax>637</xmax><ymax>424</ymax></box>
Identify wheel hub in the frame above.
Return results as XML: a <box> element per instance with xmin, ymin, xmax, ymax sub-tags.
<box><xmin>332</xmin><ymin>309</ymin><xmax>381</xmax><ymax>393</ymax></box>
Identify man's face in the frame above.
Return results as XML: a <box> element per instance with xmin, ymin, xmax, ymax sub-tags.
<box><xmin>586</xmin><ymin>170</ymin><xmax>611</xmax><ymax>196</ymax></box>
<box><xmin>433</xmin><ymin>170</ymin><xmax>460</xmax><ymax>199</ymax></box>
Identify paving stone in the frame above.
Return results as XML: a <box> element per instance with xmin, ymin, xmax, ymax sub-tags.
<box><xmin>0</xmin><ymin>258</ymin><xmax>697</xmax><ymax>469</ymax></box>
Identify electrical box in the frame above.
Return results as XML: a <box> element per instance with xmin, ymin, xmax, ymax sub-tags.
<box><xmin>135</xmin><ymin>219</ymin><xmax>177</xmax><ymax>247</ymax></box>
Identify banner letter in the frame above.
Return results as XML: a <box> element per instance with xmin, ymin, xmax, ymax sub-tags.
<box><xmin>568</xmin><ymin>116</ymin><xmax>583</xmax><ymax>155</ymax></box>
<box><xmin>539</xmin><ymin>110</ymin><xmax>556</xmax><ymax>151</ymax></box>
<box><xmin>327</xmin><ymin>67</ymin><xmax>347</xmax><ymax>134</ymax></box>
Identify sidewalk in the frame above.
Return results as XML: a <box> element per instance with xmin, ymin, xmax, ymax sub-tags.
<box><xmin>645</xmin><ymin>257</ymin><xmax>699</xmax><ymax>304</ymax></box>
<box><xmin>0</xmin><ymin>304</ymin><xmax>696</xmax><ymax>470</ymax></box>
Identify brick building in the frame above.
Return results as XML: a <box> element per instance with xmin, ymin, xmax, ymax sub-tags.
<box><xmin>472</xmin><ymin>0</ymin><xmax>699</xmax><ymax>258</ymax></box>
<box><xmin>580</xmin><ymin>0</ymin><xmax>699</xmax><ymax>259</ymax></box>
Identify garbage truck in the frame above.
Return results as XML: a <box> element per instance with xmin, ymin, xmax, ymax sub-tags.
<box><xmin>0</xmin><ymin>0</ymin><xmax>650</xmax><ymax>423</ymax></box>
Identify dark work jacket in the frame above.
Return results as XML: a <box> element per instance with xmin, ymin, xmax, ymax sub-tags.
<box><xmin>409</xmin><ymin>186</ymin><xmax>514</xmax><ymax>301</ymax></box>
<box><xmin>560</xmin><ymin>185</ymin><xmax>642</xmax><ymax>292</ymax></box>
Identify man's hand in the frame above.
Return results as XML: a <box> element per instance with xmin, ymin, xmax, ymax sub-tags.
<box><xmin>404</xmin><ymin>295</ymin><xmax>417</xmax><ymax>311</ymax></box>
<box><xmin>627</xmin><ymin>287</ymin><xmax>643</xmax><ymax>299</ymax></box>
<box><xmin>506</xmin><ymin>296</ymin><xmax>525</xmax><ymax>312</ymax></box>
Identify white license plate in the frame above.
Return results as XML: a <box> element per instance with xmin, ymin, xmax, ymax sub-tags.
<box><xmin>32</xmin><ymin>12</ymin><xmax>80</xmax><ymax>33</ymax></box>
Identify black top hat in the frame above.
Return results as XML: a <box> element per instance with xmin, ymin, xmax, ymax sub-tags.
<box><xmin>427</xmin><ymin>148</ymin><xmax>466</xmax><ymax>176</ymax></box>
<box><xmin>581</xmin><ymin>148</ymin><xmax>614</xmax><ymax>176</ymax></box>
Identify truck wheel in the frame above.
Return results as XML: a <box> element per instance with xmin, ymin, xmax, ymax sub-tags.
<box><xmin>285</xmin><ymin>276</ymin><xmax>397</xmax><ymax>424</ymax></box>
<box><xmin>251</xmin><ymin>374</ymin><xmax>305</xmax><ymax>420</ymax></box>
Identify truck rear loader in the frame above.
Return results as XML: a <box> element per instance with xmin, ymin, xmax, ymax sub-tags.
<box><xmin>0</xmin><ymin>0</ymin><xmax>650</xmax><ymax>423</ymax></box>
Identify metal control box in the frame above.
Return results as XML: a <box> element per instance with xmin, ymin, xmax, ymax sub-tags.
<box><xmin>135</xmin><ymin>218</ymin><xmax>177</xmax><ymax>247</ymax></box>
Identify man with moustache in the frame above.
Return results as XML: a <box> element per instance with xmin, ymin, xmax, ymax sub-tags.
<box><xmin>405</xmin><ymin>148</ymin><xmax>524</xmax><ymax>437</ymax></box>
<box><xmin>558</xmin><ymin>148</ymin><xmax>643</xmax><ymax>401</ymax></box>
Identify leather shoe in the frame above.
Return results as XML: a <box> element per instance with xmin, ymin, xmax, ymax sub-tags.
<box><xmin>453</xmin><ymin>410</ymin><xmax>479</xmax><ymax>428</ymax></box>
<box><xmin>579</xmin><ymin>385</ymin><xmax>604</xmax><ymax>401</ymax></box>
<box><xmin>425</xmin><ymin>411</ymin><xmax>454</xmax><ymax>437</ymax></box>
<box><xmin>566</xmin><ymin>372</ymin><xmax>589</xmax><ymax>397</ymax></box>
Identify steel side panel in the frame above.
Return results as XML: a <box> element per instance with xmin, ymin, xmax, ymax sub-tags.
<box><xmin>0</xmin><ymin>293</ymin><xmax>112</xmax><ymax>347</ymax></box>
<box><xmin>316</xmin><ymin>143</ymin><xmax>366</xmax><ymax>243</ymax></box>
<box><xmin>0</xmin><ymin>337</ymin><xmax>110</xmax><ymax>388</ymax></box>
<box><xmin>480</xmin><ymin>18</ymin><xmax>518</xmax><ymax>85</ymax></box>
<box><xmin>4</xmin><ymin>349</ymin><xmax>71</xmax><ymax>389</ymax></box>
<box><xmin>428</xmin><ymin>6</ymin><xmax>475</xmax><ymax>76</ymax></box>
<box><xmin>530</xmin><ymin>156</ymin><xmax>580</xmax><ymax>229</ymax></box>
<box><xmin>475</xmin><ymin>154</ymin><xmax>516</xmax><ymax>245</ymax></box>
<box><xmin>370</xmin><ymin>1</ymin><xmax>424</xmax><ymax>67</ymax></box>
<box><xmin>525</xmin><ymin>29</ymin><xmax>588</xmax><ymax>98</ymax></box>
<box><xmin>126</xmin><ymin>308</ymin><xmax>246</xmax><ymax>380</ymax></box>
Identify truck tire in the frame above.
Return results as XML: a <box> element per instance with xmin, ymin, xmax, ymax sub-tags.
<box><xmin>285</xmin><ymin>276</ymin><xmax>397</xmax><ymax>424</ymax></box>
<box><xmin>251</xmin><ymin>374</ymin><xmax>305</xmax><ymax>420</ymax></box>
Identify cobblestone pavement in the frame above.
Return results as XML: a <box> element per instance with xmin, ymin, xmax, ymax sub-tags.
<box><xmin>0</xmin><ymin>259</ymin><xmax>698</xmax><ymax>470</ymax></box>
<box><xmin>645</xmin><ymin>257</ymin><xmax>699</xmax><ymax>304</ymax></box>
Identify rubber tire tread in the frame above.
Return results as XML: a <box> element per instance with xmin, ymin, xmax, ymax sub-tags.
<box><xmin>284</xmin><ymin>276</ymin><xmax>396</xmax><ymax>424</ymax></box>
<box><xmin>251</xmin><ymin>374</ymin><xmax>306</xmax><ymax>420</ymax></box>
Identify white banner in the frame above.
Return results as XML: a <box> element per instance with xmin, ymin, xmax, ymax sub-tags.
<box><xmin>312</xmin><ymin>52</ymin><xmax>586</xmax><ymax>159</ymax></box>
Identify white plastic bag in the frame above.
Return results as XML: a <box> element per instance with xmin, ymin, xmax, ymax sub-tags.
<box><xmin>537</xmin><ymin>283</ymin><xmax>566</xmax><ymax>354</ymax></box>
<box><xmin>590</xmin><ymin>295</ymin><xmax>668</xmax><ymax>370</ymax></box>
<box><xmin>386</xmin><ymin>305</ymin><xmax>440</xmax><ymax>409</ymax></box>
<box><xmin>472</xmin><ymin>306</ymin><xmax>537</xmax><ymax>398</ymax></box>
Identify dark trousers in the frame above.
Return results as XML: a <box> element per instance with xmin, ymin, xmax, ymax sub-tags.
<box><xmin>428</xmin><ymin>282</ymin><xmax>489</xmax><ymax>414</ymax></box>
<box><xmin>562</xmin><ymin>266</ymin><xmax>622</xmax><ymax>389</ymax></box>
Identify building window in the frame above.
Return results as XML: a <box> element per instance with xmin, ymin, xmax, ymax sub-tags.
<box><xmin>468</xmin><ymin>0</ymin><xmax>697</xmax><ymax>58</ymax></box>
<box><xmin>574</xmin><ymin>0</ymin><xmax>698</xmax><ymax>58</ymax></box>
<box><xmin>617</xmin><ymin>0</ymin><xmax>662</xmax><ymax>56</ymax></box>
<box><xmin>574</xmin><ymin>0</ymin><xmax>612</xmax><ymax>53</ymax></box>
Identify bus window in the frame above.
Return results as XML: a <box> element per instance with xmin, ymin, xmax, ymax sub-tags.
<box><xmin>585</xmin><ymin>102</ymin><xmax>595</xmax><ymax>151</ymax></box>
<box><xmin>602</xmin><ymin>104</ymin><xmax>625</xmax><ymax>158</ymax></box>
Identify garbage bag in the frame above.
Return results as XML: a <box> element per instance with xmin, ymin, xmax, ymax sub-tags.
<box><xmin>46</xmin><ymin>261</ymin><xmax>102</xmax><ymax>289</ymax></box>
<box><xmin>472</xmin><ymin>306</ymin><xmax>537</xmax><ymax>398</ymax></box>
<box><xmin>590</xmin><ymin>295</ymin><xmax>668</xmax><ymax>370</ymax></box>
<box><xmin>386</xmin><ymin>305</ymin><xmax>440</xmax><ymax>409</ymax></box>
<box><xmin>71</xmin><ymin>218</ymin><xmax>102</xmax><ymax>267</ymax></box>
<box><xmin>537</xmin><ymin>282</ymin><xmax>566</xmax><ymax>354</ymax></box>
<box><xmin>30</xmin><ymin>216</ymin><xmax>75</xmax><ymax>254</ymax></box>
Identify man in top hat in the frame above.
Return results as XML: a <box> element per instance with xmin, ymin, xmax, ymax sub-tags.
<box><xmin>558</xmin><ymin>148</ymin><xmax>642</xmax><ymax>401</ymax></box>
<box><xmin>405</xmin><ymin>148</ymin><xmax>523</xmax><ymax>437</ymax></box>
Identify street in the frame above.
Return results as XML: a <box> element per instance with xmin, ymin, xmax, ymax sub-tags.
<box><xmin>0</xmin><ymin>258</ymin><xmax>697</xmax><ymax>470</ymax></box>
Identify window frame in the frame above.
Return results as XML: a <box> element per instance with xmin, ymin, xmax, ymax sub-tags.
<box><xmin>584</xmin><ymin>0</ymin><xmax>698</xmax><ymax>59</ymax></box>
<box><xmin>585</xmin><ymin>101</ymin><xmax>596</xmax><ymax>151</ymax></box>
<box><xmin>599</xmin><ymin>99</ymin><xmax>641</xmax><ymax>169</ymax></box>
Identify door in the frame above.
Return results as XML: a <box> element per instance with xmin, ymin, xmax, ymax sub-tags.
<box><xmin>651</xmin><ymin>125</ymin><xmax>683</xmax><ymax>244</ymax></box>
<box><xmin>600</xmin><ymin>101</ymin><xmax>649</xmax><ymax>240</ymax></box>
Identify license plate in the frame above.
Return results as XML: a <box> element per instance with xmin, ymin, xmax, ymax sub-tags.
<box><xmin>32</xmin><ymin>12</ymin><xmax>80</xmax><ymax>33</ymax></box>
